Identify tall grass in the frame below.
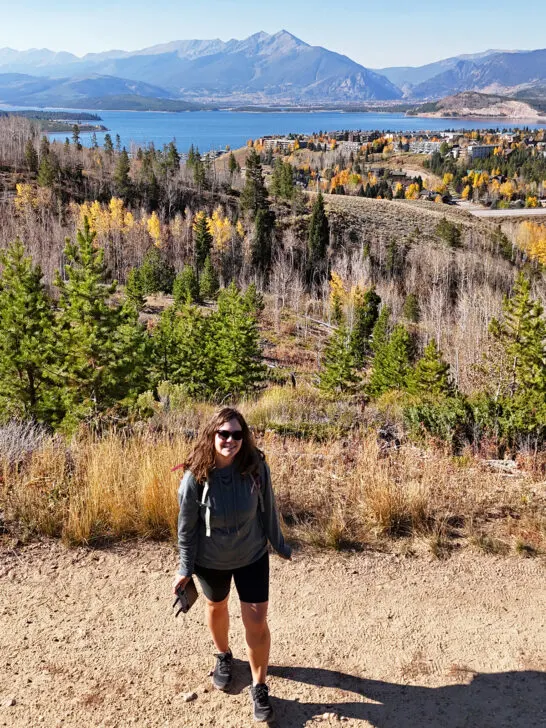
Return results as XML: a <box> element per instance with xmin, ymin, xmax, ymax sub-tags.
<box><xmin>1</xmin><ymin>411</ymin><xmax>543</xmax><ymax>554</ymax></box>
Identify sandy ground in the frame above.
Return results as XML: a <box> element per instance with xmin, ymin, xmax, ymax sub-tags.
<box><xmin>1</xmin><ymin>541</ymin><xmax>545</xmax><ymax>728</ymax></box>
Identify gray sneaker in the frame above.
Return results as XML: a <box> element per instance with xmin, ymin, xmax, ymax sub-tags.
<box><xmin>212</xmin><ymin>650</ymin><xmax>233</xmax><ymax>691</ymax></box>
<box><xmin>250</xmin><ymin>683</ymin><xmax>274</xmax><ymax>722</ymax></box>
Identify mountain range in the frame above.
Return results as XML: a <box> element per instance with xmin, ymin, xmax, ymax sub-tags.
<box><xmin>0</xmin><ymin>31</ymin><xmax>545</xmax><ymax>109</ymax></box>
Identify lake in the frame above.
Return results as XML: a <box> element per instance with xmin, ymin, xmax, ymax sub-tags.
<box><xmin>48</xmin><ymin>109</ymin><xmax>545</xmax><ymax>153</ymax></box>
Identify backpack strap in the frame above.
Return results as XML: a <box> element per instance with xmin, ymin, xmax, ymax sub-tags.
<box><xmin>200</xmin><ymin>479</ymin><xmax>212</xmax><ymax>537</ymax></box>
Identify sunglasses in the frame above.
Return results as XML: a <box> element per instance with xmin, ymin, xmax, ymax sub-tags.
<box><xmin>216</xmin><ymin>429</ymin><xmax>244</xmax><ymax>441</ymax></box>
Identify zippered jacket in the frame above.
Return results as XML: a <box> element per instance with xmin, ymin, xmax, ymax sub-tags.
<box><xmin>177</xmin><ymin>459</ymin><xmax>291</xmax><ymax>577</ymax></box>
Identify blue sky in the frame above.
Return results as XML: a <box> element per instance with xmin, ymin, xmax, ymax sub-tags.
<box><xmin>2</xmin><ymin>0</ymin><xmax>546</xmax><ymax>68</ymax></box>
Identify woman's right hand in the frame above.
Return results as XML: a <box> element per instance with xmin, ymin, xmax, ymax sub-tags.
<box><xmin>172</xmin><ymin>573</ymin><xmax>190</xmax><ymax>595</ymax></box>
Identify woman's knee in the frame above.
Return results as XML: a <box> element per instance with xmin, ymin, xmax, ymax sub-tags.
<box><xmin>241</xmin><ymin>602</ymin><xmax>269</xmax><ymax>630</ymax></box>
<box><xmin>206</xmin><ymin>595</ymin><xmax>229</xmax><ymax>613</ymax></box>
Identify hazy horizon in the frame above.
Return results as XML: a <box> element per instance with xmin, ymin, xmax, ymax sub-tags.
<box><xmin>3</xmin><ymin>0</ymin><xmax>546</xmax><ymax>68</ymax></box>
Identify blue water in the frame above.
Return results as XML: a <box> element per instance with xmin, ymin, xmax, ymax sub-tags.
<box><xmin>45</xmin><ymin>109</ymin><xmax>545</xmax><ymax>153</ymax></box>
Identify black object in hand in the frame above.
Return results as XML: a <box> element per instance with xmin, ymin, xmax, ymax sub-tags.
<box><xmin>173</xmin><ymin>578</ymin><xmax>199</xmax><ymax>616</ymax></box>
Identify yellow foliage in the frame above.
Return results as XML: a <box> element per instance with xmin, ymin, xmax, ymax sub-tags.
<box><xmin>236</xmin><ymin>220</ymin><xmax>245</xmax><ymax>239</ymax></box>
<box><xmin>14</xmin><ymin>183</ymin><xmax>36</xmax><ymax>213</ymax></box>
<box><xmin>393</xmin><ymin>182</ymin><xmax>403</xmax><ymax>197</ymax></box>
<box><xmin>517</xmin><ymin>221</ymin><xmax>546</xmax><ymax>263</ymax></box>
<box><xmin>461</xmin><ymin>185</ymin><xmax>472</xmax><ymax>200</ymax></box>
<box><xmin>499</xmin><ymin>181</ymin><xmax>516</xmax><ymax>200</ymax></box>
<box><xmin>193</xmin><ymin>210</ymin><xmax>207</xmax><ymax>232</ymax></box>
<box><xmin>147</xmin><ymin>211</ymin><xmax>162</xmax><ymax>246</ymax></box>
<box><xmin>434</xmin><ymin>195</ymin><xmax>443</xmax><ymax>204</ymax></box>
<box><xmin>525</xmin><ymin>196</ymin><xmax>539</xmax><ymax>208</ymax></box>
<box><xmin>405</xmin><ymin>183</ymin><xmax>420</xmax><ymax>200</ymax></box>
<box><xmin>207</xmin><ymin>206</ymin><xmax>232</xmax><ymax>251</ymax></box>
<box><xmin>442</xmin><ymin>173</ymin><xmax>454</xmax><ymax>187</ymax></box>
<box><xmin>329</xmin><ymin>272</ymin><xmax>347</xmax><ymax>313</ymax></box>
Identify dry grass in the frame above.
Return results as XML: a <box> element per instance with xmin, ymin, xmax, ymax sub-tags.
<box><xmin>1</xmin><ymin>413</ymin><xmax>544</xmax><ymax>555</ymax></box>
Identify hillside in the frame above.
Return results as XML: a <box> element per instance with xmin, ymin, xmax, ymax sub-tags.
<box><xmin>408</xmin><ymin>91</ymin><xmax>545</xmax><ymax>119</ymax></box>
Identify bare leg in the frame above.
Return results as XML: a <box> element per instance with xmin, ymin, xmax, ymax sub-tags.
<box><xmin>206</xmin><ymin>595</ymin><xmax>230</xmax><ymax>653</ymax></box>
<box><xmin>241</xmin><ymin>601</ymin><xmax>270</xmax><ymax>685</ymax></box>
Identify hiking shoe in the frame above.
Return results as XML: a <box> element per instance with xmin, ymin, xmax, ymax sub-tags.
<box><xmin>212</xmin><ymin>650</ymin><xmax>233</xmax><ymax>691</ymax></box>
<box><xmin>250</xmin><ymin>683</ymin><xmax>274</xmax><ymax>722</ymax></box>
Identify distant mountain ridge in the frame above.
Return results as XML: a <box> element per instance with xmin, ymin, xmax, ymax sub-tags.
<box><xmin>0</xmin><ymin>31</ymin><xmax>402</xmax><ymax>105</ymax></box>
<box><xmin>0</xmin><ymin>34</ymin><xmax>545</xmax><ymax>109</ymax></box>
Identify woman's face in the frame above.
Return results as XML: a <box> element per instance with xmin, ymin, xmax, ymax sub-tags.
<box><xmin>214</xmin><ymin>417</ymin><xmax>243</xmax><ymax>466</ymax></box>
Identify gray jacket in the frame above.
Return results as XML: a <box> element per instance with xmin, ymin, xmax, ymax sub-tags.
<box><xmin>177</xmin><ymin>459</ymin><xmax>291</xmax><ymax>576</ymax></box>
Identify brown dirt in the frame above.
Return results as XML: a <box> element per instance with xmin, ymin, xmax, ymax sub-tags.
<box><xmin>1</xmin><ymin>541</ymin><xmax>545</xmax><ymax>727</ymax></box>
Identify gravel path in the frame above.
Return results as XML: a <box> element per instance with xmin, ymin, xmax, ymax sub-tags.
<box><xmin>1</xmin><ymin>541</ymin><xmax>545</xmax><ymax>727</ymax></box>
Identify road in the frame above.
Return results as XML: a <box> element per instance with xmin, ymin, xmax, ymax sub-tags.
<box><xmin>455</xmin><ymin>201</ymin><xmax>546</xmax><ymax>218</ymax></box>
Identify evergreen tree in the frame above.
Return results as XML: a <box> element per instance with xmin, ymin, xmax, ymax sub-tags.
<box><xmin>193</xmin><ymin>212</ymin><xmax>213</xmax><ymax>275</ymax></box>
<box><xmin>0</xmin><ymin>241</ymin><xmax>59</xmax><ymax>422</ymax></box>
<box><xmin>350</xmin><ymin>287</ymin><xmax>381</xmax><ymax>367</ymax></box>
<box><xmin>90</xmin><ymin>132</ymin><xmax>98</xmax><ymax>150</ymax></box>
<box><xmin>24</xmin><ymin>140</ymin><xmax>38</xmax><ymax>173</ymax></box>
<box><xmin>270</xmin><ymin>159</ymin><xmax>294</xmax><ymax>200</ymax></box>
<box><xmin>240</xmin><ymin>148</ymin><xmax>269</xmax><ymax>218</ymax></box>
<box><xmin>113</xmin><ymin>148</ymin><xmax>132</xmax><ymax>202</ymax></box>
<box><xmin>228</xmin><ymin>151</ymin><xmax>239</xmax><ymax>183</ymax></box>
<box><xmin>72</xmin><ymin>124</ymin><xmax>82</xmax><ymax>151</ymax></box>
<box><xmin>173</xmin><ymin>265</ymin><xmax>200</xmax><ymax>306</ymax></box>
<box><xmin>410</xmin><ymin>339</ymin><xmax>453</xmax><ymax>396</ymax></box>
<box><xmin>368</xmin><ymin>324</ymin><xmax>413</xmax><ymax>397</ymax></box>
<box><xmin>307</xmin><ymin>193</ymin><xmax>329</xmax><ymax>287</ymax></box>
<box><xmin>370</xmin><ymin>305</ymin><xmax>391</xmax><ymax>356</ymax></box>
<box><xmin>55</xmin><ymin>220</ymin><xmax>148</xmax><ymax>427</ymax></box>
<box><xmin>251</xmin><ymin>207</ymin><xmax>274</xmax><ymax>273</ymax></box>
<box><xmin>125</xmin><ymin>267</ymin><xmax>145</xmax><ymax>310</ymax></box>
<box><xmin>319</xmin><ymin>324</ymin><xmax>360</xmax><ymax>393</ymax></box>
<box><xmin>151</xmin><ymin>305</ymin><xmax>213</xmax><ymax>396</ymax></box>
<box><xmin>199</xmin><ymin>256</ymin><xmax>219</xmax><ymax>300</ymax></box>
<box><xmin>403</xmin><ymin>293</ymin><xmax>420</xmax><ymax>323</ymax></box>
<box><xmin>37</xmin><ymin>152</ymin><xmax>59</xmax><ymax>188</ymax></box>
<box><xmin>139</xmin><ymin>246</ymin><xmax>175</xmax><ymax>294</ymax></box>
<box><xmin>242</xmin><ymin>283</ymin><xmax>265</xmax><ymax>316</ymax></box>
<box><xmin>489</xmin><ymin>272</ymin><xmax>546</xmax><ymax>395</ymax></box>
<box><xmin>103</xmin><ymin>133</ymin><xmax>114</xmax><ymax>158</ymax></box>
<box><xmin>211</xmin><ymin>282</ymin><xmax>265</xmax><ymax>397</ymax></box>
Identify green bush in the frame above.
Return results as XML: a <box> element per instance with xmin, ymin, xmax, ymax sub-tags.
<box><xmin>403</xmin><ymin>396</ymin><xmax>472</xmax><ymax>450</ymax></box>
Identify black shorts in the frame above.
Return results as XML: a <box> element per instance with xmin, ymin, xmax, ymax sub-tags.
<box><xmin>194</xmin><ymin>552</ymin><xmax>269</xmax><ymax>604</ymax></box>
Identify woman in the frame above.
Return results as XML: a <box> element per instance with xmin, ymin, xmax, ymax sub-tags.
<box><xmin>172</xmin><ymin>407</ymin><xmax>291</xmax><ymax>722</ymax></box>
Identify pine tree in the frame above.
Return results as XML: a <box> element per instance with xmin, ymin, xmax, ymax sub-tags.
<box><xmin>410</xmin><ymin>339</ymin><xmax>453</xmax><ymax>396</ymax></box>
<box><xmin>173</xmin><ymin>265</ymin><xmax>200</xmax><ymax>306</ymax></box>
<box><xmin>403</xmin><ymin>293</ymin><xmax>420</xmax><ymax>323</ymax></box>
<box><xmin>307</xmin><ymin>193</ymin><xmax>329</xmax><ymax>287</ymax></box>
<box><xmin>489</xmin><ymin>272</ymin><xmax>546</xmax><ymax>395</ymax></box>
<box><xmin>139</xmin><ymin>247</ymin><xmax>175</xmax><ymax>295</ymax></box>
<box><xmin>55</xmin><ymin>220</ymin><xmax>148</xmax><ymax>427</ymax></box>
<box><xmin>37</xmin><ymin>152</ymin><xmax>59</xmax><ymax>188</ymax></box>
<box><xmin>228</xmin><ymin>152</ymin><xmax>239</xmax><ymax>184</ymax></box>
<box><xmin>151</xmin><ymin>304</ymin><xmax>213</xmax><ymax>396</ymax></box>
<box><xmin>113</xmin><ymin>148</ymin><xmax>132</xmax><ymax>202</ymax></box>
<box><xmin>193</xmin><ymin>212</ymin><xmax>213</xmax><ymax>275</ymax></box>
<box><xmin>250</xmin><ymin>207</ymin><xmax>274</xmax><ymax>273</ymax></box>
<box><xmin>24</xmin><ymin>140</ymin><xmax>38</xmax><ymax>173</ymax></box>
<box><xmin>350</xmin><ymin>287</ymin><xmax>381</xmax><ymax>367</ymax></box>
<box><xmin>0</xmin><ymin>241</ymin><xmax>59</xmax><ymax>422</ymax></box>
<box><xmin>211</xmin><ymin>282</ymin><xmax>265</xmax><ymax>397</ymax></box>
<box><xmin>72</xmin><ymin>124</ymin><xmax>82</xmax><ymax>151</ymax></box>
<box><xmin>199</xmin><ymin>256</ymin><xmax>219</xmax><ymax>301</ymax></box>
<box><xmin>125</xmin><ymin>267</ymin><xmax>145</xmax><ymax>310</ymax></box>
<box><xmin>370</xmin><ymin>305</ymin><xmax>391</xmax><ymax>356</ymax></box>
<box><xmin>319</xmin><ymin>324</ymin><xmax>360</xmax><ymax>393</ymax></box>
<box><xmin>103</xmin><ymin>133</ymin><xmax>114</xmax><ymax>158</ymax></box>
<box><xmin>240</xmin><ymin>148</ymin><xmax>269</xmax><ymax>218</ymax></box>
<box><xmin>368</xmin><ymin>324</ymin><xmax>414</xmax><ymax>397</ymax></box>
<box><xmin>242</xmin><ymin>283</ymin><xmax>265</xmax><ymax>316</ymax></box>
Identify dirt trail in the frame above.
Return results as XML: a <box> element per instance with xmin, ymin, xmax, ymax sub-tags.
<box><xmin>1</xmin><ymin>541</ymin><xmax>545</xmax><ymax>728</ymax></box>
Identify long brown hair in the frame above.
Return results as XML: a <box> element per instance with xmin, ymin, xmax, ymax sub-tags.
<box><xmin>185</xmin><ymin>407</ymin><xmax>261</xmax><ymax>482</ymax></box>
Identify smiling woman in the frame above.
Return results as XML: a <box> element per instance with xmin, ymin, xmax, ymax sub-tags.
<box><xmin>172</xmin><ymin>406</ymin><xmax>291</xmax><ymax>722</ymax></box>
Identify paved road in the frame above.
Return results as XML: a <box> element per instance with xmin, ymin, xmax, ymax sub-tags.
<box><xmin>456</xmin><ymin>202</ymin><xmax>546</xmax><ymax>218</ymax></box>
